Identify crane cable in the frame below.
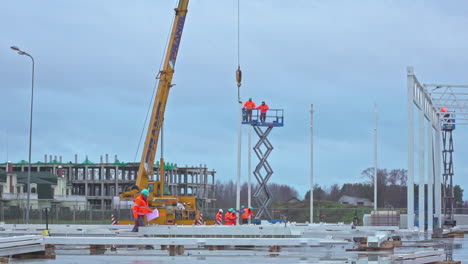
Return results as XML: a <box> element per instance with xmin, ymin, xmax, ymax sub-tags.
<box><xmin>235</xmin><ymin>0</ymin><xmax>242</xmax><ymax>103</ymax></box>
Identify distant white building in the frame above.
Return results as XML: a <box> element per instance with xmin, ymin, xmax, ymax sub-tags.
<box><xmin>0</xmin><ymin>167</ymin><xmax>86</xmax><ymax>210</ymax></box>
<box><xmin>338</xmin><ymin>195</ymin><xmax>373</xmax><ymax>207</ymax></box>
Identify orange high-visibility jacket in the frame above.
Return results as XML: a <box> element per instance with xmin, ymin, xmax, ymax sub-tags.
<box><xmin>257</xmin><ymin>104</ymin><xmax>269</xmax><ymax>113</ymax></box>
<box><xmin>243</xmin><ymin>101</ymin><xmax>256</xmax><ymax>109</ymax></box>
<box><xmin>225</xmin><ymin>212</ymin><xmax>237</xmax><ymax>225</ymax></box>
<box><xmin>241</xmin><ymin>208</ymin><xmax>254</xmax><ymax>219</ymax></box>
<box><xmin>132</xmin><ymin>194</ymin><xmax>153</xmax><ymax>219</ymax></box>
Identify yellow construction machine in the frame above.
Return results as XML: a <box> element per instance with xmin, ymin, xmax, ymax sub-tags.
<box><xmin>119</xmin><ymin>0</ymin><xmax>206</xmax><ymax>225</ymax></box>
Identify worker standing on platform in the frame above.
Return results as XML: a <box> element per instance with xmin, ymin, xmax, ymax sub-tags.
<box><xmin>440</xmin><ymin>107</ymin><xmax>450</xmax><ymax>119</ymax></box>
<box><xmin>131</xmin><ymin>189</ymin><xmax>153</xmax><ymax>232</ymax></box>
<box><xmin>243</xmin><ymin>98</ymin><xmax>256</xmax><ymax>122</ymax></box>
<box><xmin>215</xmin><ymin>209</ymin><xmax>224</xmax><ymax>225</ymax></box>
<box><xmin>257</xmin><ymin>101</ymin><xmax>269</xmax><ymax>123</ymax></box>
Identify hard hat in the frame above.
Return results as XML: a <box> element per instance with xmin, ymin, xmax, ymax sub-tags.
<box><xmin>249</xmin><ymin>206</ymin><xmax>254</xmax><ymax>210</ymax></box>
<box><xmin>141</xmin><ymin>189</ymin><xmax>149</xmax><ymax>196</ymax></box>
<box><xmin>249</xmin><ymin>97</ymin><xmax>252</xmax><ymax>100</ymax></box>
<box><xmin>440</xmin><ymin>107</ymin><xmax>448</xmax><ymax>112</ymax></box>
<box><xmin>219</xmin><ymin>209</ymin><xmax>223</xmax><ymax>212</ymax></box>
<box><xmin>241</xmin><ymin>206</ymin><xmax>245</xmax><ymax>209</ymax></box>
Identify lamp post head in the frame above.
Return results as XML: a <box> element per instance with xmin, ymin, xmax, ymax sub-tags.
<box><xmin>10</xmin><ymin>46</ymin><xmax>28</xmax><ymax>56</ymax></box>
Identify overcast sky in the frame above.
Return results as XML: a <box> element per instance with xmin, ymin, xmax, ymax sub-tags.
<box><xmin>2</xmin><ymin>1</ymin><xmax>468</xmax><ymax>198</ymax></box>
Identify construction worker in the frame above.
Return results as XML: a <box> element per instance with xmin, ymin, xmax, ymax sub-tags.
<box><xmin>240</xmin><ymin>206</ymin><xmax>248</xmax><ymax>225</ymax></box>
<box><xmin>440</xmin><ymin>107</ymin><xmax>450</xmax><ymax>119</ymax></box>
<box><xmin>215</xmin><ymin>209</ymin><xmax>223</xmax><ymax>225</ymax></box>
<box><xmin>225</xmin><ymin>208</ymin><xmax>237</xmax><ymax>225</ymax></box>
<box><xmin>242</xmin><ymin>206</ymin><xmax>255</xmax><ymax>224</ymax></box>
<box><xmin>257</xmin><ymin>101</ymin><xmax>269</xmax><ymax>123</ymax></box>
<box><xmin>243</xmin><ymin>98</ymin><xmax>256</xmax><ymax>122</ymax></box>
<box><xmin>131</xmin><ymin>189</ymin><xmax>153</xmax><ymax>232</ymax></box>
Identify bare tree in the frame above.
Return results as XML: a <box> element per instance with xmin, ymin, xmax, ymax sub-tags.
<box><xmin>329</xmin><ymin>184</ymin><xmax>341</xmax><ymax>202</ymax></box>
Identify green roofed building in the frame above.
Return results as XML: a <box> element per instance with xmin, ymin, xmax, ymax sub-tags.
<box><xmin>0</xmin><ymin>167</ymin><xmax>85</xmax><ymax>210</ymax></box>
<box><xmin>2</xmin><ymin>155</ymin><xmax>216</xmax><ymax>211</ymax></box>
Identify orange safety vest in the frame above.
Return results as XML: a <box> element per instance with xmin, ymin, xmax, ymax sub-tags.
<box><xmin>131</xmin><ymin>194</ymin><xmax>152</xmax><ymax>219</ymax></box>
<box><xmin>257</xmin><ymin>104</ymin><xmax>269</xmax><ymax>113</ymax></box>
<box><xmin>225</xmin><ymin>212</ymin><xmax>237</xmax><ymax>225</ymax></box>
<box><xmin>241</xmin><ymin>209</ymin><xmax>248</xmax><ymax>219</ymax></box>
<box><xmin>243</xmin><ymin>101</ymin><xmax>256</xmax><ymax>109</ymax></box>
<box><xmin>241</xmin><ymin>208</ymin><xmax>254</xmax><ymax>219</ymax></box>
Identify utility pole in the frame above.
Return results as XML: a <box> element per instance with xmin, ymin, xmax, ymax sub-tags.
<box><xmin>374</xmin><ymin>104</ymin><xmax>378</xmax><ymax>211</ymax></box>
<box><xmin>310</xmin><ymin>104</ymin><xmax>314</xmax><ymax>223</ymax></box>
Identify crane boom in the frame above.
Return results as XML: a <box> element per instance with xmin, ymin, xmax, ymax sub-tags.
<box><xmin>136</xmin><ymin>0</ymin><xmax>189</xmax><ymax>190</ymax></box>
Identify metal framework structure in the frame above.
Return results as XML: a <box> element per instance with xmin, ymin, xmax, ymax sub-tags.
<box><xmin>242</xmin><ymin>109</ymin><xmax>283</xmax><ymax>220</ymax></box>
<box><xmin>408</xmin><ymin>67</ymin><xmax>468</xmax><ymax>231</ymax></box>
<box><xmin>407</xmin><ymin>67</ymin><xmax>441</xmax><ymax>232</ymax></box>
<box><xmin>426</xmin><ymin>83</ymin><xmax>468</xmax><ymax>225</ymax></box>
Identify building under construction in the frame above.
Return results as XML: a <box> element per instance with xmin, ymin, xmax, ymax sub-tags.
<box><xmin>1</xmin><ymin>154</ymin><xmax>216</xmax><ymax>211</ymax></box>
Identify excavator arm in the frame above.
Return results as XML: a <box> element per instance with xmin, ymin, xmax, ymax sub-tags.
<box><xmin>121</xmin><ymin>0</ymin><xmax>189</xmax><ymax>198</ymax></box>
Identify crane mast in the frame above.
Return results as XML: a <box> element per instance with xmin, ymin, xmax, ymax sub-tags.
<box><xmin>136</xmin><ymin>0</ymin><xmax>189</xmax><ymax>191</ymax></box>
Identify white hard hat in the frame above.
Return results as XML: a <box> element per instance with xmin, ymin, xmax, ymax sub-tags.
<box><xmin>219</xmin><ymin>209</ymin><xmax>223</xmax><ymax>212</ymax></box>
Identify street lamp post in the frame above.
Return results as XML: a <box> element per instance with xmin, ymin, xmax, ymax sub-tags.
<box><xmin>10</xmin><ymin>46</ymin><xmax>34</xmax><ymax>224</ymax></box>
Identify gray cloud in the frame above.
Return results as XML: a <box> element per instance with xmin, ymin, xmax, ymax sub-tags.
<box><xmin>2</xmin><ymin>0</ymin><xmax>468</xmax><ymax>198</ymax></box>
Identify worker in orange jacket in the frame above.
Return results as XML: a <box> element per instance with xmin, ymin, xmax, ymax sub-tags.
<box><xmin>225</xmin><ymin>208</ymin><xmax>237</xmax><ymax>225</ymax></box>
<box><xmin>440</xmin><ymin>107</ymin><xmax>450</xmax><ymax>119</ymax></box>
<box><xmin>215</xmin><ymin>209</ymin><xmax>224</xmax><ymax>225</ymax></box>
<box><xmin>243</xmin><ymin>98</ymin><xmax>256</xmax><ymax>122</ymax></box>
<box><xmin>131</xmin><ymin>189</ymin><xmax>153</xmax><ymax>232</ymax></box>
<box><xmin>241</xmin><ymin>206</ymin><xmax>255</xmax><ymax>225</ymax></box>
<box><xmin>257</xmin><ymin>101</ymin><xmax>269</xmax><ymax>123</ymax></box>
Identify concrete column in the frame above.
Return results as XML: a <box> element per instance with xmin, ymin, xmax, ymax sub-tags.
<box><xmin>407</xmin><ymin>67</ymin><xmax>415</xmax><ymax>230</ymax></box>
<box><xmin>418</xmin><ymin>107</ymin><xmax>425</xmax><ymax>233</ymax></box>
<box><xmin>85</xmin><ymin>166</ymin><xmax>88</xmax><ymax>196</ymax></box>
<box><xmin>115</xmin><ymin>168</ymin><xmax>118</xmax><ymax>196</ymax></box>
<box><xmin>428</xmin><ymin>125</ymin><xmax>434</xmax><ymax>232</ymax></box>
<box><xmin>434</xmin><ymin>125</ymin><xmax>442</xmax><ymax>228</ymax></box>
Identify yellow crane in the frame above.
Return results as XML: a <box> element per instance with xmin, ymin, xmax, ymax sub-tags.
<box><xmin>119</xmin><ymin>0</ymin><xmax>203</xmax><ymax>225</ymax></box>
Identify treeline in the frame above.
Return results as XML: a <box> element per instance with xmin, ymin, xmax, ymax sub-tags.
<box><xmin>214</xmin><ymin>180</ymin><xmax>298</xmax><ymax>209</ymax></box>
<box><xmin>215</xmin><ymin>167</ymin><xmax>465</xmax><ymax>210</ymax></box>
<box><xmin>304</xmin><ymin>167</ymin><xmax>465</xmax><ymax>208</ymax></box>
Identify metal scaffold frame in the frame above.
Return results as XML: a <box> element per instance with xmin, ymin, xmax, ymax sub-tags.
<box><xmin>241</xmin><ymin>109</ymin><xmax>284</xmax><ymax>220</ymax></box>
<box><xmin>426</xmin><ymin>83</ymin><xmax>468</xmax><ymax>225</ymax></box>
<box><xmin>252</xmin><ymin>126</ymin><xmax>274</xmax><ymax>220</ymax></box>
<box><xmin>408</xmin><ymin>67</ymin><xmax>468</xmax><ymax>231</ymax></box>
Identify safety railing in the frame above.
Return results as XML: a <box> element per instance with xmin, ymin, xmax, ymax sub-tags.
<box><xmin>242</xmin><ymin>108</ymin><xmax>284</xmax><ymax>127</ymax></box>
<box><xmin>440</xmin><ymin>112</ymin><xmax>456</xmax><ymax>130</ymax></box>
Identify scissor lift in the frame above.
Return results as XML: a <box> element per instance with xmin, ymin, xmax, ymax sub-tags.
<box><xmin>442</xmin><ymin>113</ymin><xmax>456</xmax><ymax>226</ymax></box>
<box><xmin>242</xmin><ymin>109</ymin><xmax>283</xmax><ymax>219</ymax></box>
